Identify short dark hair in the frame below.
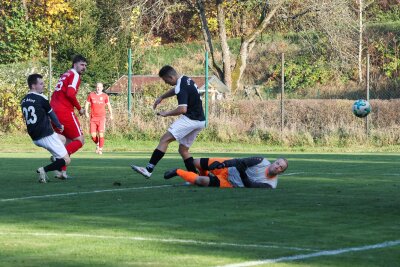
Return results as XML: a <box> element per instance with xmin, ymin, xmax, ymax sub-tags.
<box><xmin>72</xmin><ymin>54</ymin><xmax>87</xmax><ymax>64</ymax></box>
<box><xmin>159</xmin><ymin>65</ymin><xmax>177</xmax><ymax>77</ymax></box>
<box><xmin>27</xmin><ymin>74</ymin><xmax>43</xmax><ymax>89</ymax></box>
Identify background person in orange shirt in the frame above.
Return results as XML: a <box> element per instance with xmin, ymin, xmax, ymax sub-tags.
<box><xmin>85</xmin><ymin>82</ymin><xmax>113</xmax><ymax>154</ymax></box>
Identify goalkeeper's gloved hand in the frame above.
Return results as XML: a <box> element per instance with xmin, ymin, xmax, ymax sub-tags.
<box><xmin>209</xmin><ymin>161</ymin><xmax>226</xmax><ymax>170</ymax></box>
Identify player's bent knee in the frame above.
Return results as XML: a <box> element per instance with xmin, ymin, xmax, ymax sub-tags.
<box><xmin>58</xmin><ymin>134</ymin><xmax>67</xmax><ymax>145</ymax></box>
<box><xmin>195</xmin><ymin>176</ymin><xmax>210</xmax><ymax>187</ymax></box>
<box><xmin>193</xmin><ymin>158</ymin><xmax>201</xmax><ymax>169</ymax></box>
<box><xmin>76</xmin><ymin>135</ymin><xmax>85</xmax><ymax>145</ymax></box>
<box><xmin>63</xmin><ymin>155</ymin><xmax>71</xmax><ymax>165</ymax></box>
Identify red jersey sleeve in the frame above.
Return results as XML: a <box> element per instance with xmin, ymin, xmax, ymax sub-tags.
<box><xmin>66</xmin><ymin>87</ymin><xmax>82</xmax><ymax>111</ymax></box>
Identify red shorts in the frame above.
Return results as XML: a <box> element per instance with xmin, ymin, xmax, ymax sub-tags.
<box><xmin>53</xmin><ymin>111</ymin><xmax>83</xmax><ymax>140</ymax></box>
<box><xmin>90</xmin><ymin>117</ymin><xmax>106</xmax><ymax>133</ymax></box>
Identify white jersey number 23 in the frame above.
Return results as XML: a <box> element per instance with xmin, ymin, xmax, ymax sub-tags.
<box><xmin>22</xmin><ymin>106</ymin><xmax>38</xmax><ymax>125</ymax></box>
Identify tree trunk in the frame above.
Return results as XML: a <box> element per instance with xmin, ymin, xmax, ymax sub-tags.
<box><xmin>194</xmin><ymin>0</ymin><xmax>223</xmax><ymax>79</ymax></box>
<box><xmin>216</xmin><ymin>0</ymin><xmax>231</xmax><ymax>89</ymax></box>
<box><xmin>231</xmin><ymin>1</ymin><xmax>284</xmax><ymax>92</ymax></box>
<box><xmin>22</xmin><ymin>0</ymin><xmax>28</xmax><ymax>20</ymax></box>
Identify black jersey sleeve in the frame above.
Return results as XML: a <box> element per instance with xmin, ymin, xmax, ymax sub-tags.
<box><xmin>240</xmin><ymin>172</ymin><xmax>273</xmax><ymax>188</ymax></box>
<box><xmin>223</xmin><ymin>157</ymin><xmax>264</xmax><ymax>171</ymax></box>
<box><xmin>42</xmin><ymin>98</ymin><xmax>52</xmax><ymax>113</ymax></box>
<box><xmin>208</xmin><ymin>157</ymin><xmax>264</xmax><ymax>171</ymax></box>
<box><xmin>176</xmin><ymin>87</ymin><xmax>189</xmax><ymax>106</ymax></box>
<box><xmin>49</xmin><ymin>110</ymin><xmax>62</xmax><ymax>129</ymax></box>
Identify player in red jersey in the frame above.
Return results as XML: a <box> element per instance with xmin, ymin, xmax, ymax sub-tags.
<box><xmin>85</xmin><ymin>82</ymin><xmax>113</xmax><ymax>154</ymax></box>
<box><xmin>50</xmin><ymin>55</ymin><xmax>87</xmax><ymax>179</ymax></box>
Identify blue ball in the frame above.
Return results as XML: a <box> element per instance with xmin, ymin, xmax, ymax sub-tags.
<box><xmin>352</xmin><ymin>99</ymin><xmax>371</xmax><ymax>118</ymax></box>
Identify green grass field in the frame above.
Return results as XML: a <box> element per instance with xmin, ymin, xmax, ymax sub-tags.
<box><xmin>0</xmin><ymin>141</ymin><xmax>399</xmax><ymax>266</ymax></box>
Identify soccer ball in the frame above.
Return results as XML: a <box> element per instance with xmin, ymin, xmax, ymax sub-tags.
<box><xmin>352</xmin><ymin>99</ymin><xmax>371</xmax><ymax>118</ymax></box>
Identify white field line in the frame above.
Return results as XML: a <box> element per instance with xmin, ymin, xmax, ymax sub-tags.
<box><xmin>0</xmin><ymin>185</ymin><xmax>173</xmax><ymax>202</ymax></box>
<box><xmin>0</xmin><ymin>231</ymin><xmax>317</xmax><ymax>252</ymax></box>
<box><xmin>0</xmin><ymin>173</ymin><xmax>304</xmax><ymax>203</ymax></box>
<box><xmin>281</xmin><ymin>172</ymin><xmax>305</xmax><ymax>176</ymax></box>
<box><xmin>218</xmin><ymin>239</ymin><xmax>400</xmax><ymax>267</ymax></box>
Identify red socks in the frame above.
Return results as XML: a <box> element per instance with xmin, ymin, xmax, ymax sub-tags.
<box><xmin>99</xmin><ymin>137</ymin><xmax>105</xmax><ymax>148</ymax></box>
<box><xmin>66</xmin><ymin>140</ymin><xmax>83</xmax><ymax>155</ymax></box>
<box><xmin>91</xmin><ymin>136</ymin><xmax>98</xmax><ymax>144</ymax></box>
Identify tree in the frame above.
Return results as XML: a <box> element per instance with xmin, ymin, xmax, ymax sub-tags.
<box><xmin>186</xmin><ymin>0</ymin><xmax>286</xmax><ymax>92</ymax></box>
<box><xmin>0</xmin><ymin>0</ymin><xmax>75</xmax><ymax>64</ymax></box>
<box><xmin>185</xmin><ymin>0</ymin><xmax>372</xmax><ymax>92</ymax></box>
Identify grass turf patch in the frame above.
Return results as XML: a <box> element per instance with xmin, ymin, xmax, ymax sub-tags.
<box><xmin>0</xmin><ymin>151</ymin><xmax>399</xmax><ymax>266</ymax></box>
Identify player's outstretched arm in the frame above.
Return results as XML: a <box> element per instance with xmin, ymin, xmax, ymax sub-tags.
<box><xmin>209</xmin><ymin>157</ymin><xmax>264</xmax><ymax>171</ymax></box>
<box><xmin>157</xmin><ymin>105</ymin><xmax>186</xmax><ymax>117</ymax></box>
<box><xmin>153</xmin><ymin>88</ymin><xmax>175</xmax><ymax>109</ymax></box>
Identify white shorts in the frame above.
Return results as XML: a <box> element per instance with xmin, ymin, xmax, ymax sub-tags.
<box><xmin>33</xmin><ymin>132</ymin><xmax>68</xmax><ymax>159</ymax></box>
<box><xmin>168</xmin><ymin>115</ymin><xmax>205</xmax><ymax>148</ymax></box>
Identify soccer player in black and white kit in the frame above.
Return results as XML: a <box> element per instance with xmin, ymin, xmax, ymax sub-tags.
<box><xmin>131</xmin><ymin>65</ymin><xmax>206</xmax><ymax>178</ymax></box>
<box><xmin>21</xmin><ymin>74</ymin><xmax>71</xmax><ymax>183</ymax></box>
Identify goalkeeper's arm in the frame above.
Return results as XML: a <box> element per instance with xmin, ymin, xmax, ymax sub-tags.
<box><xmin>209</xmin><ymin>157</ymin><xmax>264</xmax><ymax>172</ymax></box>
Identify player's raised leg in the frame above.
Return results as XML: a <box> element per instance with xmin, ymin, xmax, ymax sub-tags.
<box><xmin>131</xmin><ymin>131</ymin><xmax>175</xmax><ymax>178</ymax></box>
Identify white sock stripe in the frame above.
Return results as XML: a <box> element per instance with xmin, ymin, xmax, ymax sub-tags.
<box><xmin>0</xmin><ymin>185</ymin><xmax>173</xmax><ymax>202</ymax></box>
<box><xmin>218</xmin><ymin>239</ymin><xmax>400</xmax><ymax>267</ymax></box>
<box><xmin>0</xmin><ymin>231</ymin><xmax>316</xmax><ymax>251</ymax></box>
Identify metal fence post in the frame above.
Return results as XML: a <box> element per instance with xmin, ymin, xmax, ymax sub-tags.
<box><xmin>48</xmin><ymin>45</ymin><xmax>52</xmax><ymax>99</ymax></box>
<box><xmin>281</xmin><ymin>53</ymin><xmax>285</xmax><ymax>138</ymax></box>
<box><xmin>127</xmin><ymin>48</ymin><xmax>132</xmax><ymax>122</ymax></box>
<box><xmin>205</xmin><ymin>51</ymin><xmax>209</xmax><ymax>127</ymax></box>
<box><xmin>365</xmin><ymin>53</ymin><xmax>370</xmax><ymax>136</ymax></box>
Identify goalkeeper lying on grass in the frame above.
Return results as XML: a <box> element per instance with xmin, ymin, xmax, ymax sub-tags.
<box><xmin>164</xmin><ymin>156</ymin><xmax>288</xmax><ymax>188</ymax></box>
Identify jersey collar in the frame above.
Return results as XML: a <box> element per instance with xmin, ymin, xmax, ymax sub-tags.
<box><xmin>71</xmin><ymin>68</ymin><xmax>79</xmax><ymax>76</ymax></box>
<box><xmin>265</xmin><ymin>167</ymin><xmax>277</xmax><ymax>179</ymax></box>
<box><xmin>27</xmin><ymin>91</ymin><xmax>48</xmax><ymax>99</ymax></box>
<box><xmin>174</xmin><ymin>76</ymin><xmax>184</xmax><ymax>94</ymax></box>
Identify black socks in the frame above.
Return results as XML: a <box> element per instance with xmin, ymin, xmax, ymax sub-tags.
<box><xmin>184</xmin><ymin>157</ymin><xmax>197</xmax><ymax>173</ymax></box>
<box><xmin>147</xmin><ymin>149</ymin><xmax>165</xmax><ymax>172</ymax></box>
<box><xmin>44</xmin><ymin>158</ymin><xmax>66</xmax><ymax>172</ymax></box>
